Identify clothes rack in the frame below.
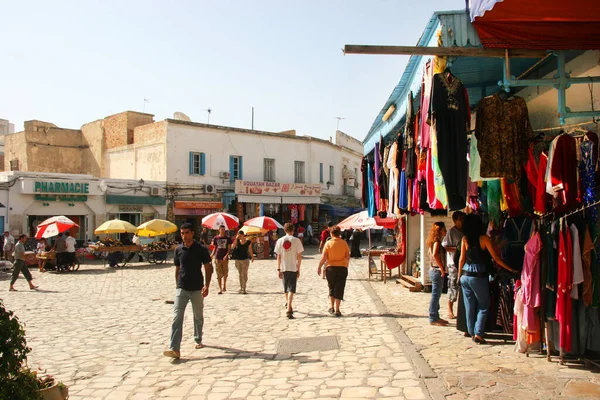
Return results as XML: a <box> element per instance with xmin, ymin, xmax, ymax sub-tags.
<box><xmin>533</xmin><ymin>119</ymin><xmax>598</xmax><ymax>133</ymax></box>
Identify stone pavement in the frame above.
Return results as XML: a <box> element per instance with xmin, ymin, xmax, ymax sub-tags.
<box><xmin>2</xmin><ymin>247</ymin><xmax>431</xmax><ymax>400</ymax></box>
<box><xmin>353</xmin><ymin>257</ymin><xmax>600</xmax><ymax>400</ymax></box>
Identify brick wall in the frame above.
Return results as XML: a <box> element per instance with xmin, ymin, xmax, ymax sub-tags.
<box><xmin>104</xmin><ymin>111</ymin><xmax>154</xmax><ymax>149</ymax></box>
<box><xmin>133</xmin><ymin>121</ymin><xmax>166</xmax><ymax>145</ymax></box>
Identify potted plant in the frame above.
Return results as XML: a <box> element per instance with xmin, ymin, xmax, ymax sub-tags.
<box><xmin>0</xmin><ymin>299</ymin><xmax>68</xmax><ymax>400</ymax></box>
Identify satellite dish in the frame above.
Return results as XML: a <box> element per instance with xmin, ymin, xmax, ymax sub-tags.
<box><xmin>173</xmin><ymin>112</ymin><xmax>191</xmax><ymax>122</ymax></box>
<box><xmin>99</xmin><ymin>180</ymin><xmax>108</xmax><ymax>192</ymax></box>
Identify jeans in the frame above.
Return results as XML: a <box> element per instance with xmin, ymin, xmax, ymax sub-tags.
<box><xmin>11</xmin><ymin>260</ymin><xmax>32</xmax><ymax>285</ymax></box>
<box><xmin>460</xmin><ymin>275</ymin><xmax>490</xmax><ymax>337</ymax></box>
<box><xmin>170</xmin><ymin>288</ymin><xmax>204</xmax><ymax>352</ymax></box>
<box><xmin>429</xmin><ymin>268</ymin><xmax>443</xmax><ymax>322</ymax></box>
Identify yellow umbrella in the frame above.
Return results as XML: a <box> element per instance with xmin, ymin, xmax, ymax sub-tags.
<box><xmin>94</xmin><ymin>219</ymin><xmax>138</xmax><ymax>234</ymax></box>
<box><xmin>240</xmin><ymin>225</ymin><xmax>268</xmax><ymax>237</ymax></box>
<box><xmin>136</xmin><ymin>219</ymin><xmax>178</xmax><ymax>237</ymax></box>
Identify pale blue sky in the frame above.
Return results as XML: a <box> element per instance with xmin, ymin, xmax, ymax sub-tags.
<box><xmin>1</xmin><ymin>0</ymin><xmax>464</xmax><ymax>142</ymax></box>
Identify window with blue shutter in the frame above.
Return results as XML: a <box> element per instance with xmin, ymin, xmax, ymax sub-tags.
<box><xmin>230</xmin><ymin>155</ymin><xmax>242</xmax><ymax>182</ymax></box>
<box><xmin>189</xmin><ymin>152</ymin><xmax>205</xmax><ymax>175</ymax></box>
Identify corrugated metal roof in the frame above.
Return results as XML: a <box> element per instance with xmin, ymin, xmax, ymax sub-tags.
<box><xmin>362</xmin><ymin>10</ymin><xmax>549</xmax><ymax>155</ymax></box>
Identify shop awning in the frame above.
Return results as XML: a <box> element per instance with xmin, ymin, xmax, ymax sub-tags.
<box><xmin>106</xmin><ymin>194</ymin><xmax>166</xmax><ymax>206</ymax></box>
<box><xmin>320</xmin><ymin>204</ymin><xmax>355</xmax><ymax>217</ymax></box>
<box><xmin>280</xmin><ymin>196</ymin><xmax>321</xmax><ymax>205</ymax></box>
<box><xmin>237</xmin><ymin>195</ymin><xmax>282</xmax><ymax>204</ymax></box>
<box><xmin>470</xmin><ymin>0</ymin><xmax>600</xmax><ymax>50</ymax></box>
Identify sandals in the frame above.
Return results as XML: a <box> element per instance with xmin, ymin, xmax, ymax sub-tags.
<box><xmin>9</xmin><ymin>287</ymin><xmax>17</xmax><ymax>291</ymax></box>
<box><xmin>473</xmin><ymin>336</ymin><xmax>487</xmax><ymax>345</ymax></box>
<box><xmin>328</xmin><ymin>307</ymin><xmax>335</xmax><ymax>315</ymax></box>
<box><xmin>447</xmin><ymin>315</ymin><xmax>457</xmax><ymax>320</ymax></box>
<box><xmin>195</xmin><ymin>343</ymin><xmax>204</xmax><ymax>349</ymax></box>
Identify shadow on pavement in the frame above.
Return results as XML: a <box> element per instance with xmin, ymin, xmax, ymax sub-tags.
<box><xmin>121</xmin><ymin>264</ymin><xmax>173</xmax><ymax>271</ymax></box>
<box><xmin>173</xmin><ymin>344</ymin><xmax>320</xmax><ymax>364</ymax></box>
<box><xmin>59</xmin><ymin>268</ymin><xmax>117</xmax><ymax>275</ymax></box>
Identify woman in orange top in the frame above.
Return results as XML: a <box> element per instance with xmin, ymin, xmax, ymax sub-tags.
<box><xmin>318</xmin><ymin>226</ymin><xmax>350</xmax><ymax>317</ymax></box>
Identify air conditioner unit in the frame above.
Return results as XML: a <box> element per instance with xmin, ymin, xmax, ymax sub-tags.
<box><xmin>150</xmin><ymin>187</ymin><xmax>160</xmax><ymax>196</ymax></box>
<box><xmin>219</xmin><ymin>171</ymin><xmax>231</xmax><ymax>180</ymax></box>
<box><xmin>205</xmin><ymin>184</ymin><xmax>217</xmax><ymax>194</ymax></box>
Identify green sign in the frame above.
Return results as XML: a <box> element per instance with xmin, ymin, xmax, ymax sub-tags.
<box><xmin>34</xmin><ymin>181</ymin><xmax>89</xmax><ymax>194</ymax></box>
<box><xmin>35</xmin><ymin>194</ymin><xmax>88</xmax><ymax>202</ymax></box>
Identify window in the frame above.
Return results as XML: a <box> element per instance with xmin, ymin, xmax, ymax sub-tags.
<box><xmin>319</xmin><ymin>163</ymin><xmax>323</xmax><ymax>183</ymax></box>
<box><xmin>294</xmin><ymin>161</ymin><xmax>305</xmax><ymax>183</ymax></box>
<box><xmin>188</xmin><ymin>152</ymin><xmax>206</xmax><ymax>175</ymax></box>
<box><xmin>329</xmin><ymin>165</ymin><xmax>334</xmax><ymax>184</ymax></box>
<box><xmin>264</xmin><ymin>158</ymin><xmax>275</xmax><ymax>182</ymax></box>
<box><xmin>229</xmin><ymin>155</ymin><xmax>243</xmax><ymax>182</ymax></box>
<box><xmin>354</xmin><ymin>167</ymin><xmax>358</xmax><ymax>186</ymax></box>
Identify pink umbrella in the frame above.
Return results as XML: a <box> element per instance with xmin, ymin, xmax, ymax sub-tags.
<box><xmin>244</xmin><ymin>216</ymin><xmax>283</xmax><ymax>231</ymax></box>
<box><xmin>35</xmin><ymin>216</ymin><xmax>79</xmax><ymax>239</ymax></box>
<box><xmin>201</xmin><ymin>212</ymin><xmax>239</xmax><ymax>230</ymax></box>
<box><xmin>337</xmin><ymin>211</ymin><xmax>397</xmax><ymax>230</ymax></box>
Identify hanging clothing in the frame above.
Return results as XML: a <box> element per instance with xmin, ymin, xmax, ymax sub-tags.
<box><xmin>374</xmin><ymin>142</ymin><xmax>381</xmax><ymax>210</ymax></box>
<box><xmin>419</xmin><ymin>60</ymin><xmax>434</xmax><ymax>150</ymax></box>
<box><xmin>367</xmin><ymin>162</ymin><xmax>376</xmax><ymax>218</ymax></box>
<box><xmin>580</xmin><ymin>139</ymin><xmax>596</xmax><ymax>211</ymax></box>
<box><xmin>570</xmin><ymin>224</ymin><xmax>584</xmax><ymax>300</ymax></box>
<box><xmin>545</xmin><ymin>221</ymin><xmax>558</xmax><ymax>319</ymax></box>
<box><xmin>534</xmin><ymin>152</ymin><xmax>550</xmax><ymax>215</ymax></box>
<box><xmin>387</xmin><ymin>141</ymin><xmax>399</xmax><ymax>215</ymax></box>
<box><xmin>476</xmin><ymin>94</ymin><xmax>533</xmax><ymax>182</ymax></box>
<box><xmin>430</xmin><ymin>123</ymin><xmax>448</xmax><ymax>208</ymax></box>
<box><xmin>548</xmin><ymin>134</ymin><xmax>580</xmax><ymax>211</ymax></box>
<box><xmin>486</xmin><ymin>180</ymin><xmax>502</xmax><ymax>227</ymax></box>
<box><xmin>469</xmin><ymin>135</ymin><xmax>494</xmax><ymax>182</ymax></box>
<box><xmin>404</xmin><ymin>92</ymin><xmax>417</xmax><ymax>179</ymax></box>
<box><xmin>502</xmin><ymin>217</ymin><xmax>532</xmax><ymax>272</ymax></box>
<box><xmin>429</xmin><ymin>72</ymin><xmax>469</xmax><ymax>210</ymax></box>
<box><xmin>520</xmin><ymin>232</ymin><xmax>542</xmax><ymax>333</ymax></box>
<box><xmin>582</xmin><ymin>227</ymin><xmax>594</xmax><ymax>307</ymax></box>
<box><xmin>556</xmin><ymin>221</ymin><xmax>573</xmax><ymax>352</ymax></box>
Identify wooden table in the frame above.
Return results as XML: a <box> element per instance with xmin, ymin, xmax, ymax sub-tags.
<box><xmin>362</xmin><ymin>248</ymin><xmax>394</xmax><ymax>283</ymax></box>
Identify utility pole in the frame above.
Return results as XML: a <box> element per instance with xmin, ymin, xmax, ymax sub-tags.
<box><xmin>335</xmin><ymin>116</ymin><xmax>345</xmax><ymax>131</ymax></box>
<box><xmin>143</xmin><ymin>98</ymin><xmax>150</xmax><ymax>113</ymax></box>
<box><xmin>252</xmin><ymin>107</ymin><xmax>255</xmax><ymax>130</ymax></box>
<box><xmin>205</xmin><ymin>108</ymin><xmax>212</xmax><ymax>124</ymax></box>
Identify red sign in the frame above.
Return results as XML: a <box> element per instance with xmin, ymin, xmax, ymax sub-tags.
<box><xmin>174</xmin><ymin>208</ymin><xmax>214</xmax><ymax>216</ymax></box>
<box><xmin>174</xmin><ymin>201</ymin><xmax>222</xmax><ymax>209</ymax></box>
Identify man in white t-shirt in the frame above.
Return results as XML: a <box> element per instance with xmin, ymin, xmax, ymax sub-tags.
<box><xmin>274</xmin><ymin>223</ymin><xmax>304</xmax><ymax>319</ymax></box>
<box><xmin>64</xmin><ymin>231</ymin><xmax>77</xmax><ymax>267</ymax></box>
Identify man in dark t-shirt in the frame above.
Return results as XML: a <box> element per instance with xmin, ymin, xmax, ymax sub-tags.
<box><xmin>164</xmin><ymin>223</ymin><xmax>213</xmax><ymax>360</ymax></box>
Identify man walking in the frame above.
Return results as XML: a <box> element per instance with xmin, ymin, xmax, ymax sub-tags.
<box><xmin>442</xmin><ymin>211</ymin><xmax>465</xmax><ymax>320</ymax></box>
<box><xmin>275</xmin><ymin>223</ymin><xmax>304</xmax><ymax>319</ymax></box>
<box><xmin>65</xmin><ymin>231</ymin><xmax>77</xmax><ymax>268</ymax></box>
<box><xmin>53</xmin><ymin>233</ymin><xmax>67</xmax><ymax>269</ymax></box>
<box><xmin>211</xmin><ymin>225</ymin><xmax>232</xmax><ymax>294</ymax></box>
<box><xmin>9</xmin><ymin>234</ymin><xmax>38</xmax><ymax>291</ymax></box>
<box><xmin>164</xmin><ymin>223</ymin><xmax>213</xmax><ymax>359</ymax></box>
<box><xmin>3</xmin><ymin>231</ymin><xmax>15</xmax><ymax>262</ymax></box>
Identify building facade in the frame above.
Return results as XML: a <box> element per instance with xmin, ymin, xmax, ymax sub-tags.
<box><xmin>3</xmin><ymin>111</ymin><xmax>363</xmax><ymax>236</ymax></box>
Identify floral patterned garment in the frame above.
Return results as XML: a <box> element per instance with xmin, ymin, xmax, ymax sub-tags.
<box><xmin>476</xmin><ymin>94</ymin><xmax>534</xmax><ymax>182</ymax></box>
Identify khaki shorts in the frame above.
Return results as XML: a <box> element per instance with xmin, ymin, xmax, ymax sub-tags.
<box><xmin>214</xmin><ymin>259</ymin><xmax>229</xmax><ymax>279</ymax></box>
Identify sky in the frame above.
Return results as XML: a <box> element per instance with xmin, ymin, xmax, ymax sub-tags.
<box><xmin>1</xmin><ymin>0</ymin><xmax>465</xmax><ymax>142</ymax></box>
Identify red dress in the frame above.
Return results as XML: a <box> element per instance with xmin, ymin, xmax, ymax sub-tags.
<box><xmin>555</xmin><ymin>222</ymin><xmax>573</xmax><ymax>352</ymax></box>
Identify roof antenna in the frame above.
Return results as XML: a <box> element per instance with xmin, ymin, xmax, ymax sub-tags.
<box><xmin>205</xmin><ymin>108</ymin><xmax>212</xmax><ymax>124</ymax></box>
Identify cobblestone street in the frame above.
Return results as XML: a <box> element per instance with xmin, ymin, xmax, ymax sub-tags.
<box><xmin>3</xmin><ymin>247</ymin><xmax>600</xmax><ymax>399</ymax></box>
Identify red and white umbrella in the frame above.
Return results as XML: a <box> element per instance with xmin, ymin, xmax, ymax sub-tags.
<box><xmin>337</xmin><ymin>211</ymin><xmax>397</xmax><ymax>230</ymax></box>
<box><xmin>201</xmin><ymin>212</ymin><xmax>239</xmax><ymax>230</ymax></box>
<box><xmin>35</xmin><ymin>216</ymin><xmax>79</xmax><ymax>239</ymax></box>
<box><xmin>244</xmin><ymin>216</ymin><xmax>283</xmax><ymax>231</ymax></box>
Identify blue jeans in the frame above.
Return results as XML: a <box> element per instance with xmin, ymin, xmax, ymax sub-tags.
<box><xmin>170</xmin><ymin>288</ymin><xmax>204</xmax><ymax>352</ymax></box>
<box><xmin>460</xmin><ymin>275</ymin><xmax>490</xmax><ymax>337</ymax></box>
<box><xmin>429</xmin><ymin>268</ymin><xmax>443</xmax><ymax>322</ymax></box>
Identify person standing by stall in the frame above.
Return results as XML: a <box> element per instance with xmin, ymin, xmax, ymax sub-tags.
<box><xmin>442</xmin><ymin>211</ymin><xmax>465</xmax><ymax>320</ymax></box>
<box><xmin>229</xmin><ymin>230</ymin><xmax>254</xmax><ymax>294</ymax></box>
<box><xmin>53</xmin><ymin>233</ymin><xmax>67</xmax><ymax>269</ymax></box>
<box><xmin>211</xmin><ymin>225</ymin><xmax>232</xmax><ymax>294</ymax></box>
<box><xmin>427</xmin><ymin>222</ymin><xmax>448</xmax><ymax>326</ymax></box>
<box><xmin>318</xmin><ymin>226</ymin><xmax>350</xmax><ymax>317</ymax></box>
<box><xmin>65</xmin><ymin>231</ymin><xmax>77</xmax><ymax>269</ymax></box>
<box><xmin>37</xmin><ymin>238</ymin><xmax>47</xmax><ymax>272</ymax></box>
<box><xmin>9</xmin><ymin>235</ymin><xmax>38</xmax><ymax>291</ymax></box>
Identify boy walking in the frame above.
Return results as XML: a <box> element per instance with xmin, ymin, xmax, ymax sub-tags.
<box><xmin>275</xmin><ymin>223</ymin><xmax>304</xmax><ymax>319</ymax></box>
<box><xmin>9</xmin><ymin>234</ymin><xmax>38</xmax><ymax>291</ymax></box>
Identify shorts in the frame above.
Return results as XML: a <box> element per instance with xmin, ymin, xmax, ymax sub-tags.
<box><xmin>214</xmin><ymin>259</ymin><xmax>229</xmax><ymax>279</ymax></box>
<box><xmin>282</xmin><ymin>271</ymin><xmax>298</xmax><ymax>293</ymax></box>
<box><xmin>326</xmin><ymin>266</ymin><xmax>349</xmax><ymax>300</ymax></box>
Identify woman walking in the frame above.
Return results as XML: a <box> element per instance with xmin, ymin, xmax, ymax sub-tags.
<box><xmin>458</xmin><ymin>215</ymin><xmax>516</xmax><ymax>344</ymax></box>
<box><xmin>318</xmin><ymin>226</ymin><xmax>350</xmax><ymax>317</ymax></box>
<box><xmin>229</xmin><ymin>230</ymin><xmax>255</xmax><ymax>294</ymax></box>
<box><xmin>350</xmin><ymin>229</ymin><xmax>362</xmax><ymax>258</ymax></box>
<box><xmin>427</xmin><ymin>222</ymin><xmax>448</xmax><ymax>326</ymax></box>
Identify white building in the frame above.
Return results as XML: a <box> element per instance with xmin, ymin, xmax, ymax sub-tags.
<box><xmin>101</xmin><ymin>116</ymin><xmax>364</xmax><ymax>234</ymax></box>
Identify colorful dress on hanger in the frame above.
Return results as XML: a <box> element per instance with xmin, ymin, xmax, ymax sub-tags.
<box><xmin>419</xmin><ymin>60</ymin><xmax>434</xmax><ymax>150</ymax></box>
<box><xmin>367</xmin><ymin>162</ymin><xmax>376</xmax><ymax>218</ymax></box>
<box><xmin>374</xmin><ymin>142</ymin><xmax>381</xmax><ymax>210</ymax></box>
<box><xmin>547</xmin><ymin>134</ymin><xmax>580</xmax><ymax>211</ymax></box>
<box><xmin>476</xmin><ymin>94</ymin><xmax>533</xmax><ymax>182</ymax></box>
<box><xmin>556</xmin><ymin>221</ymin><xmax>573</xmax><ymax>352</ymax></box>
<box><xmin>429</xmin><ymin>72</ymin><xmax>469</xmax><ymax>210</ymax></box>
